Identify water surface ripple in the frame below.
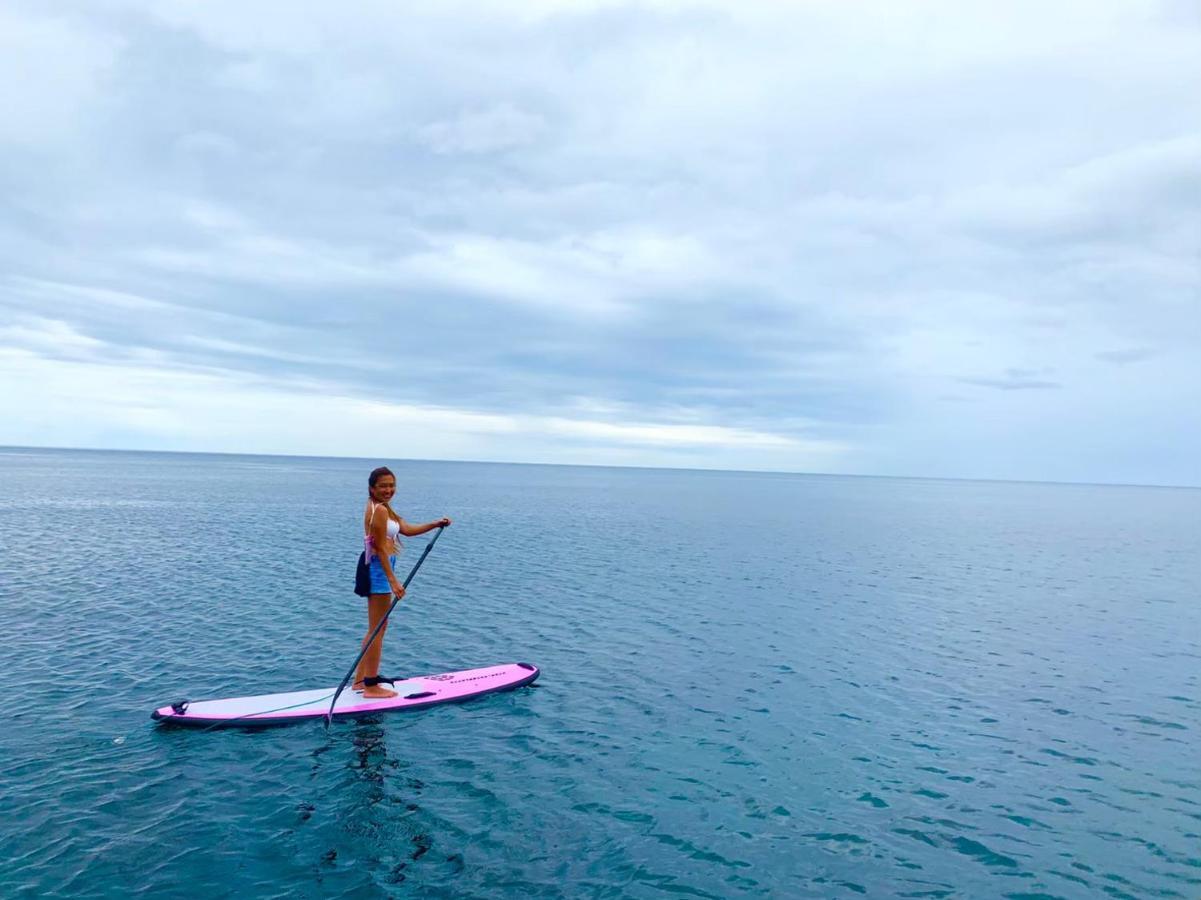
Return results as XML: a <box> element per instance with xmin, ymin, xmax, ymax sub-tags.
<box><xmin>0</xmin><ymin>449</ymin><xmax>1198</xmax><ymax>898</ymax></box>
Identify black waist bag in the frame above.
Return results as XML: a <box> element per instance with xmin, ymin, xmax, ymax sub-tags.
<box><xmin>354</xmin><ymin>551</ymin><xmax>372</xmax><ymax>597</ymax></box>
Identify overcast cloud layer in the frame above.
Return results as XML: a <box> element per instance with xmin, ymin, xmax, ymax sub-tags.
<box><xmin>1</xmin><ymin>0</ymin><xmax>1198</xmax><ymax>484</ymax></box>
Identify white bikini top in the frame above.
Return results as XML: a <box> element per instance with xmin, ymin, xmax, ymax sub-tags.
<box><xmin>364</xmin><ymin>502</ymin><xmax>402</xmax><ymax>557</ymax></box>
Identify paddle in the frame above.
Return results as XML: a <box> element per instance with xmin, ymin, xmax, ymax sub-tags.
<box><xmin>324</xmin><ymin>525</ymin><xmax>446</xmax><ymax>727</ymax></box>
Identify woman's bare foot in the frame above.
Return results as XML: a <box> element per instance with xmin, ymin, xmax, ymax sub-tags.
<box><xmin>362</xmin><ymin>685</ymin><xmax>397</xmax><ymax>699</ymax></box>
<box><xmin>352</xmin><ymin>681</ymin><xmax>366</xmax><ymax>692</ymax></box>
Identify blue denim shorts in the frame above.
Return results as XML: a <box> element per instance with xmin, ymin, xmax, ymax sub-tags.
<box><xmin>367</xmin><ymin>554</ymin><xmax>397</xmax><ymax>595</ymax></box>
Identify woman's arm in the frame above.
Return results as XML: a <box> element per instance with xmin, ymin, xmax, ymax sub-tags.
<box><xmin>398</xmin><ymin>516</ymin><xmax>451</xmax><ymax>537</ymax></box>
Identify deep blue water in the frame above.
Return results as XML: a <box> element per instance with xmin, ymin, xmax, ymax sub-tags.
<box><xmin>0</xmin><ymin>447</ymin><xmax>1198</xmax><ymax>898</ymax></box>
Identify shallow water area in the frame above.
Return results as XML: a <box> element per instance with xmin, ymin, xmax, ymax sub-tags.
<box><xmin>1</xmin><ymin>448</ymin><xmax>1198</xmax><ymax>898</ymax></box>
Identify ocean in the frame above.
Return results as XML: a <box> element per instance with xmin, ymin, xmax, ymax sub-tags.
<box><xmin>0</xmin><ymin>447</ymin><xmax>1198</xmax><ymax>898</ymax></box>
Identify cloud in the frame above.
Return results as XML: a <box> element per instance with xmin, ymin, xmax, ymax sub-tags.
<box><xmin>1095</xmin><ymin>348</ymin><xmax>1158</xmax><ymax>366</ymax></box>
<box><xmin>419</xmin><ymin>104</ymin><xmax>548</xmax><ymax>155</ymax></box>
<box><xmin>0</xmin><ymin>315</ymin><xmax>106</xmax><ymax>357</ymax></box>
<box><xmin>957</xmin><ymin>375</ymin><xmax>1063</xmax><ymax>392</ymax></box>
<box><xmin>0</xmin><ymin>7</ymin><xmax>123</xmax><ymax>147</ymax></box>
<box><xmin>0</xmin><ymin>345</ymin><xmax>835</xmax><ymax>472</ymax></box>
<box><xmin>0</xmin><ymin>0</ymin><xmax>1198</xmax><ymax>483</ymax></box>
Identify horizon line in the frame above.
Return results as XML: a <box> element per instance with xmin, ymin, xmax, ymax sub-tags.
<box><xmin>1</xmin><ymin>443</ymin><xmax>1197</xmax><ymax>491</ymax></box>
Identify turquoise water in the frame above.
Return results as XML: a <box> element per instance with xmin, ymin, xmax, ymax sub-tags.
<box><xmin>0</xmin><ymin>447</ymin><xmax>1198</xmax><ymax>898</ymax></box>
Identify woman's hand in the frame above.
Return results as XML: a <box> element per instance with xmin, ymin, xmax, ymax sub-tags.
<box><xmin>436</xmin><ymin>517</ymin><xmax>452</xmax><ymax>528</ymax></box>
<box><xmin>391</xmin><ymin>583</ymin><xmax>406</xmax><ymax>600</ymax></box>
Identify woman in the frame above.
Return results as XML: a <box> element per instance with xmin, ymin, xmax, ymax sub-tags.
<box><xmin>356</xmin><ymin>466</ymin><xmax>451</xmax><ymax>698</ymax></box>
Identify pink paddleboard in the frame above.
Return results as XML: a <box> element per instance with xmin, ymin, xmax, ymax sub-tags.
<box><xmin>152</xmin><ymin>662</ymin><xmax>539</xmax><ymax>728</ymax></box>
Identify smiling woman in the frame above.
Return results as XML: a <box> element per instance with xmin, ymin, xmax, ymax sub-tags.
<box><xmin>354</xmin><ymin>466</ymin><xmax>451</xmax><ymax>698</ymax></box>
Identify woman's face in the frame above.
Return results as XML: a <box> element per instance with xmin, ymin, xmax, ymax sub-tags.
<box><xmin>371</xmin><ymin>475</ymin><xmax>397</xmax><ymax>503</ymax></box>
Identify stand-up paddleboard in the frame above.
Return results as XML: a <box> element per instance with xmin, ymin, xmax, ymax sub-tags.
<box><xmin>152</xmin><ymin>662</ymin><xmax>539</xmax><ymax>728</ymax></box>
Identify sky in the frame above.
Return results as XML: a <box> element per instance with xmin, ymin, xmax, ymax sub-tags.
<box><xmin>1</xmin><ymin>0</ymin><xmax>1198</xmax><ymax>485</ymax></box>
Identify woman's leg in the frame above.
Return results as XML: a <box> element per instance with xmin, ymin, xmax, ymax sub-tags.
<box><xmin>356</xmin><ymin>595</ymin><xmax>389</xmax><ymax>685</ymax></box>
<box><xmin>358</xmin><ymin>594</ymin><xmax>397</xmax><ymax>698</ymax></box>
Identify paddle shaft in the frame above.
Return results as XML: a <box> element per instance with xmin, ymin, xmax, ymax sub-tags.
<box><xmin>324</xmin><ymin>525</ymin><xmax>445</xmax><ymax>726</ymax></box>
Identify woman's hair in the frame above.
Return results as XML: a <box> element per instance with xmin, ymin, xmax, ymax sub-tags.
<box><xmin>368</xmin><ymin>466</ymin><xmax>395</xmax><ymax>489</ymax></box>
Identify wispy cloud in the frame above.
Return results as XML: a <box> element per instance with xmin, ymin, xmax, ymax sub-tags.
<box><xmin>1095</xmin><ymin>348</ymin><xmax>1158</xmax><ymax>366</ymax></box>
<box><xmin>957</xmin><ymin>375</ymin><xmax>1063</xmax><ymax>392</ymax></box>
